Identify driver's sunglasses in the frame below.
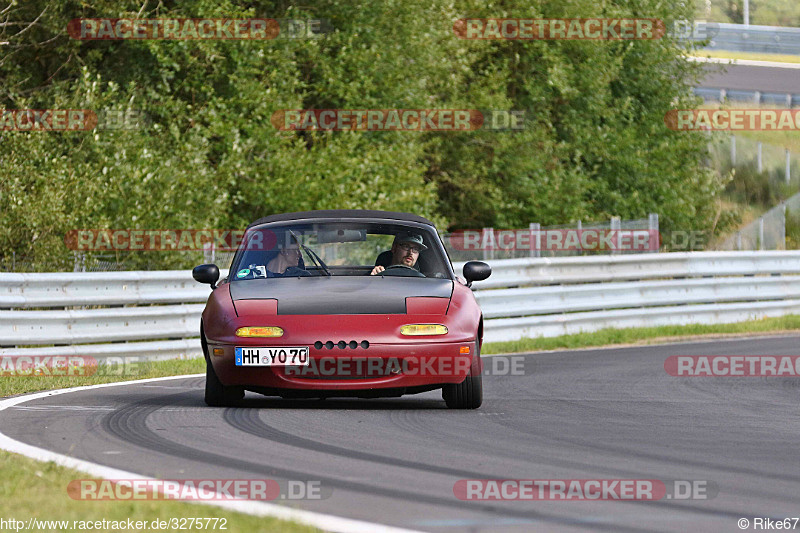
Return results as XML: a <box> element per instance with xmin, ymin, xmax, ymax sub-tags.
<box><xmin>397</xmin><ymin>243</ymin><xmax>422</xmax><ymax>253</ymax></box>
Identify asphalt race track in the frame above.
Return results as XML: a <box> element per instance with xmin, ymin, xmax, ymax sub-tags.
<box><xmin>698</xmin><ymin>63</ymin><xmax>800</xmax><ymax>93</ymax></box>
<box><xmin>2</xmin><ymin>335</ymin><xmax>800</xmax><ymax>532</ymax></box>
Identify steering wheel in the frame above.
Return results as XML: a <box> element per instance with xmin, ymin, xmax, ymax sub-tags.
<box><xmin>382</xmin><ymin>265</ymin><xmax>426</xmax><ymax>278</ymax></box>
<box><xmin>283</xmin><ymin>266</ymin><xmax>311</xmax><ymax>277</ymax></box>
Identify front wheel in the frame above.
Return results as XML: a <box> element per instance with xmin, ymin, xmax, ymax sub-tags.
<box><xmin>204</xmin><ymin>358</ymin><xmax>244</xmax><ymax>407</ymax></box>
<box><xmin>202</xmin><ymin>328</ymin><xmax>244</xmax><ymax>407</ymax></box>
<box><xmin>442</xmin><ymin>342</ymin><xmax>483</xmax><ymax>409</ymax></box>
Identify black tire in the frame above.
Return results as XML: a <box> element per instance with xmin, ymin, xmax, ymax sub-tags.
<box><xmin>442</xmin><ymin>342</ymin><xmax>483</xmax><ymax>409</ymax></box>
<box><xmin>201</xmin><ymin>325</ymin><xmax>244</xmax><ymax>407</ymax></box>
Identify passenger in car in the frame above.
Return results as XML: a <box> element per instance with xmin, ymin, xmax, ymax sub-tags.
<box><xmin>267</xmin><ymin>242</ymin><xmax>302</xmax><ymax>275</ymax></box>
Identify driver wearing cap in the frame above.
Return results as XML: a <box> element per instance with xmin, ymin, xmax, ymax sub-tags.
<box><xmin>370</xmin><ymin>232</ymin><xmax>428</xmax><ymax>275</ymax></box>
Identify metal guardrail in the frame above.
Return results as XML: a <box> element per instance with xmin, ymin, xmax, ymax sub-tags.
<box><xmin>0</xmin><ymin>271</ymin><xmax>211</xmax><ymax>308</ymax></box>
<box><xmin>469</xmin><ymin>251</ymin><xmax>800</xmax><ymax>288</ymax></box>
<box><xmin>693</xmin><ymin>22</ymin><xmax>800</xmax><ymax>56</ymax></box>
<box><xmin>689</xmin><ymin>23</ymin><xmax>800</xmax><ymax>105</ymax></box>
<box><xmin>485</xmin><ymin>299</ymin><xmax>800</xmax><ymax>342</ymax></box>
<box><xmin>0</xmin><ymin>304</ymin><xmax>205</xmax><ymax>345</ymax></box>
<box><xmin>2</xmin><ymin>252</ymin><xmax>800</xmax><ymax>355</ymax></box>
<box><xmin>476</xmin><ymin>276</ymin><xmax>800</xmax><ymax>318</ymax></box>
<box><xmin>471</xmin><ymin>251</ymin><xmax>800</xmax><ymax>341</ymax></box>
<box><xmin>0</xmin><ymin>271</ymin><xmax>224</xmax><ymax>359</ymax></box>
<box><xmin>693</xmin><ymin>87</ymin><xmax>800</xmax><ymax>107</ymax></box>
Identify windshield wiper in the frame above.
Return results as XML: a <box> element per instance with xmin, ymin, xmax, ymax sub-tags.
<box><xmin>289</xmin><ymin>231</ymin><xmax>331</xmax><ymax>276</ymax></box>
<box><xmin>303</xmin><ymin>245</ymin><xmax>332</xmax><ymax>276</ymax></box>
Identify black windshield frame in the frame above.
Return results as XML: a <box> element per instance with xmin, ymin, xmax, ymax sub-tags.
<box><xmin>228</xmin><ymin>218</ymin><xmax>455</xmax><ymax>281</ymax></box>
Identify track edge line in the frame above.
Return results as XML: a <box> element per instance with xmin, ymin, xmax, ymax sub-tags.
<box><xmin>0</xmin><ymin>375</ymin><xmax>425</xmax><ymax>533</ymax></box>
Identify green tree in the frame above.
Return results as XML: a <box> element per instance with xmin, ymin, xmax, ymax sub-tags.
<box><xmin>0</xmin><ymin>0</ymin><xmax>726</xmax><ymax>270</ymax></box>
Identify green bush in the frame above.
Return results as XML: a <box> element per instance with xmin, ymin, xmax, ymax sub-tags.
<box><xmin>786</xmin><ymin>208</ymin><xmax>800</xmax><ymax>249</ymax></box>
<box><xmin>0</xmin><ymin>0</ymin><xmax>725</xmax><ymax>271</ymax></box>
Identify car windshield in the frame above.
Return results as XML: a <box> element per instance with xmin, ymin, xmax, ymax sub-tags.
<box><xmin>229</xmin><ymin>221</ymin><xmax>452</xmax><ymax>280</ymax></box>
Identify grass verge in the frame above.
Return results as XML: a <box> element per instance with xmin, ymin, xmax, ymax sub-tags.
<box><xmin>690</xmin><ymin>49</ymin><xmax>800</xmax><ymax>64</ymax></box>
<box><xmin>0</xmin><ymin>450</ymin><xmax>320</xmax><ymax>532</ymax></box>
<box><xmin>482</xmin><ymin>315</ymin><xmax>800</xmax><ymax>354</ymax></box>
<box><xmin>0</xmin><ymin>358</ymin><xmax>320</xmax><ymax>532</ymax></box>
<box><xmin>0</xmin><ymin>357</ymin><xmax>205</xmax><ymax>398</ymax></box>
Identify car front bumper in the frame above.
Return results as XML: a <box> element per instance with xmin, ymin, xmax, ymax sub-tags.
<box><xmin>208</xmin><ymin>341</ymin><xmax>477</xmax><ymax>391</ymax></box>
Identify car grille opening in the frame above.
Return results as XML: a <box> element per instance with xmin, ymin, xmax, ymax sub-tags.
<box><xmin>314</xmin><ymin>340</ymin><xmax>369</xmax><ymax>350</ymax></box>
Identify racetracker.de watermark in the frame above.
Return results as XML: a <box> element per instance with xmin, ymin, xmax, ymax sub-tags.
<box><xmin>670</xmin><ymin>20</ymin><xmax>719</xmax><ymax>40</ymax></box>
<box><xmin>1</xmin><ymin>109</ymin><xmax>147</xmax><ymax>131</ymax></box>
<box><xmin>281</xmin><ymin>355</ymin><xmax>529</xmax><ymax>378</ymax></box>
<box><xmin>665</xmin><ymin>356</ymin><xmax>800</xmax><ymax>377</ymax></box>
<box><xmin>453</xmin><ymin>18</ymin><xmax>665</xmax><ymax>40</ymax></box>
<box><xmin>68</xmin><ymin>18</ymin><xmax>331</xmax><ymax>40</ymax></box>
<box><xmin>454</xmin><ymin>479</ymin><xmax>716</xmax><ymax>500</ymax></box>
<box><xmin>64</xmin><ymin>229</ymin><xmax>250</xmax><ymax>252</ymax></box>
<box><xmin>448</xmin><ymin>229</ymin><xmax>660</xmax><ymax>252</ymax></box>
<box><xmin>271</xmin><ymin>109</ymin><xmax>526</xmax><ymax>131</ymax></box>
<box><xmin>68</xmin><ymin>479</ymin><xmax>328</xmax><ymax>501</ymax></box>
<box><xmin>0</xmin><ymin>356</ymin><xmax>145</xmax><ymax>377</ymax></box>
<box><xmin>665</xmin><ymin>109</ymin><xmax>800</xmax><ymax>131</ymax></box>
<box><xmin>0</xmin><ymin>110</ymin><xmax>96</xmax><ymax>131</ymax></box>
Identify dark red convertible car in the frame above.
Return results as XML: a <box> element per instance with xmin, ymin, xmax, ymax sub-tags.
<box><xmin>193</xmin><ymin>210</ymin><xmax>491</xmax><ymax>408</ymax></box>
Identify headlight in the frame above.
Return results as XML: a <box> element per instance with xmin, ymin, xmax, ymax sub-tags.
<box><xmin>400</xmin><ymin>324</ymin><xmax>448</xmax><ymax>336</ymax></box>
<box><xmin>235</xmin><ymin>326</ymin><xmax>284</xmax><ymax>337</ymax></box>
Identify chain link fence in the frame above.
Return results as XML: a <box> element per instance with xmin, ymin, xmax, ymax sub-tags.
<box><xmin>710</xmin><ymin>134</ymin><xmax>800</xmax><ymax>195</ymax></box>
<box><xmin>2</xmin><ymin>216</ymin><xmax>660</xmax><ymax>272</ymax></box>
<box><xmin>719</xmin><ymin>192</ymin><xmax>800</xmax><ymax>250</ymax></box>
<box><xmin>0</xmin><ymin>251</ymin><xmax>215</xmax><ymax>273</ymax></box>
<box><xmin>441</xmin><ymin>215</ymin><xmax>659</xmax><ymax>262</ymax></box>
<box><xmin>709</xmin><ymin>133</ymin><xmax>800</xmax><ymax>251</ymax></box>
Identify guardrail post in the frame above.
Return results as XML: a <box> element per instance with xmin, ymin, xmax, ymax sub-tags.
<box><xmin>753</xmin><ymin>91</ymin><xmax>761</xmax><ymax>105</ymax></box>
<box><xmin>610</xmin><ymin>217</ymin><xmax>621</xmax><ymax>255</ymax></box>
<box><xmin>482</xmin><ymin>227</ymin><xmax>495</xmax><ymax>261</ymax></box>
<box><xmin>786</xmin><ymin>149</ymin><xmax>791</xmax><ymax>184</ymax></box>
<box><xmin>648</xmin><ymin>213</ymin><xmax>659</xmax><ymax>252</ymax></box>
<box><xmin>782</xmin><ymin>203</ymin><xmax>787</xmax><ymax>250</ymax></box>
<box><xmin>757</xmin><ymin>142</ymin><xmax>762</xmax><ymax>173</ymax></box>
<box><xmin>203</xmin><ymin>242</ymin><xmax>214</xmax><ymax>264</ymax></box>
<box><xmin>529</xmin><ymin>223</ymin><xmax>540</xmax><ymax>258</ymax></box>
<box><xmin>73</xmin><ymin>252</ymin><xmax>85</xmax><ymax>273</ymax></box>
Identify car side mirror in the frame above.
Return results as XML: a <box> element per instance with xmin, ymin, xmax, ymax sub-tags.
<box><xmin>463</xmin><ymin>261</ymin><xmax>491</xmax><ymax>287</ymax></box>
<box><xmin>193</xmin><ymin>264</ymin><xmax>220</xmax><ymax>289</ymax></box>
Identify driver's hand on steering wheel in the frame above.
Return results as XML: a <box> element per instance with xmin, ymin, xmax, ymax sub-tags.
<box><xmin>370</xmin><ymin>265</ymin><xmax>385</xmax><ymax>276</ymax></box>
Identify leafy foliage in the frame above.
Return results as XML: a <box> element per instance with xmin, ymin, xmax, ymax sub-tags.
<box><xmin>0</xmin><ymin>0</ymin><xmax>723</xmax><ymax>270</ymax></box>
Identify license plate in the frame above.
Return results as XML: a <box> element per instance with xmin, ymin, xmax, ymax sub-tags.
<box><xmin>235</xmin><ymin>347</ymin><xmax>310</xmax><ymax>366</ymax></box>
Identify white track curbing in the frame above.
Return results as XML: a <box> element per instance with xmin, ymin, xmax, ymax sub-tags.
<box><xmin>0</xmin><ymin>375</ymin><xmax>424</xmax><ymax>533</ymax></box>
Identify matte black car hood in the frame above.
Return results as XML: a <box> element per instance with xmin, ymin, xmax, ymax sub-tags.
<box><xmin>229</xmin><ymin>276</ymin><xmax>453</xmax><ymax>315</ymax></box>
